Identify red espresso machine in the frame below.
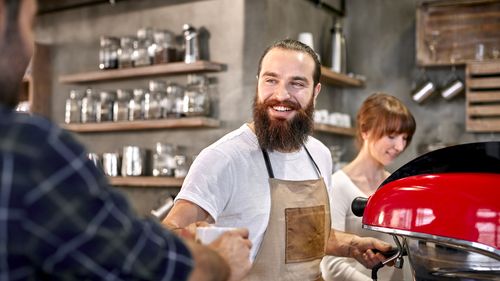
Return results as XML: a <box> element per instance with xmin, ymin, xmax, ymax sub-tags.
<box><xmin>352</xmin><ymin>142</ymin><xmax>500</xmax><ymax>280</ymax></box>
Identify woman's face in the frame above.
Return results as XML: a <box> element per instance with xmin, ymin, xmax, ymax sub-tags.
<box><xmin>365</xmin><ymin>133</ymin><xmax>408</xmax><ymax>166</ymax></box>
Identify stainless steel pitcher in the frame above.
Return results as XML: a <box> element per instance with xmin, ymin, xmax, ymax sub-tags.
<box><xmin>121</xmin><ymin>146</ymin><xmax>146</xmax><ymax>176</ymax></box>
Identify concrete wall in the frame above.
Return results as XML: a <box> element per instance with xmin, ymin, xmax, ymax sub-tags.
<box><xmin>343</xmin><ymin>0</ymin><xmax>500</xmax><ymax>170</ymax></box>
<box><xmin>35</xmin><ymin>0</ymin><xmax>247</xmax><ymax>215</ymax></box>
<box><xmin>35</xmin><ymin>0</ymin><xmax>499</xmax><ymax>215</ymax></box>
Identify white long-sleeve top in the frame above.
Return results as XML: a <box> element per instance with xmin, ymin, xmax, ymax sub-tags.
<box><xmin>321</xmin><ymin>170</ymin><xmax>410</xmax><ymax>281</ymax></box>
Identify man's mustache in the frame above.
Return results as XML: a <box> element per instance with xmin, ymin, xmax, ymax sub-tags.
<box><xmin>263</xmin><ymin>99</ymin><xmax>301</xmax><ymax>111</ymax></box>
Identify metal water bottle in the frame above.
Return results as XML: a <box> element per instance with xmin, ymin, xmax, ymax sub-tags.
<box><xmin>183</xmin><ymin>24</ymin><xmax>199</xmax><ymax>64</ymax></box>
<box><xmin>331</xmin><ymin>21</ymin><xmax>346</xmax><ymax>73</ymax></box>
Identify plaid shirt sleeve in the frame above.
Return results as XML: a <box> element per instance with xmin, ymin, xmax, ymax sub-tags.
<box><xmin>1</xmin><ymin>114</ymin><xmax>193</xmax><ymax>281</ymax></box>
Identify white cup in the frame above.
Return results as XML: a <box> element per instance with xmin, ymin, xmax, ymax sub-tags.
<box><xmin>195</xmin><ymin>226</ymin><xmax>237</xmax><ymax>245</ymax></box>
<box><xmin>298</xmin><ymin>32</ymin><xmax>314</xmax><ymax>50</ymax></box>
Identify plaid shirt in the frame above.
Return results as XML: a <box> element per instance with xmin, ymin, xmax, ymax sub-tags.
<box><xmin>0</xmin><ymin>106</ymin><xmax>193</xmax><ymax>281</ymax></box>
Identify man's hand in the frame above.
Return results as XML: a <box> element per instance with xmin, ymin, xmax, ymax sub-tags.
<box><xmin>209</xmin><ymin>228</ymin><xmax>252</xmax><ymax>281</ymax></box>
<box><xmin>348</xmin><ymin>236</ymin><xmax>392</xmax><ymax>269</ymax></box>
<box><xmin>326</xmin><ymin>229</ymin><xmax>393</xmax><ymax>269</ymax></box>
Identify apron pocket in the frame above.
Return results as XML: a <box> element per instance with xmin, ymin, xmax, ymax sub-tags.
<box><xmin>285</xmin><ymin>205</ymin><xmax>325</xmax><ymax>263</ymax></box>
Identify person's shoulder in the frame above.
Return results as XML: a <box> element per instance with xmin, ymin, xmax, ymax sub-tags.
<box><xmin>203</xmin><ymin>124</ymin><xmax>258</xmax><ymax>156</ymax></box>
<box><xmin>332</xmin><ymin>169</ymin><xmax>348</xmax><ymax>182</ymax></box>
<box><xmin>306</xmin><ymin>135</ymin><xmax>331</xmax><ymax>156</ymax></box>
<box><xmin>2</xmin><ymin>111</ymin><xmax>83</xmax><ymax>151</ymax></box>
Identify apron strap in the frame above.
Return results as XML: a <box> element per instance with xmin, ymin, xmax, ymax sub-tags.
<box><xmin>261</xmin><ymin>149</ymin><xmax>275</xmax><ymax>178</ymax></box>
<box><xmin>304</xmin><ymin>146</ymin><xmax>322</xmax><ymax>177</ymax></box>
<box><xmin>261</xmin><ymin>146</ymin><xmax>322</xmax><ymax>179</ymax></box>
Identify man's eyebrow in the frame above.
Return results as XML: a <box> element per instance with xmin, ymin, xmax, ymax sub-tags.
<box><xmin>290</xmin><ymin>76</ymin><xmax>309</xmax><ymax>84</ymax></box>
<box><xmin>261</xmin><ymin>71</ymin><xmax>279</xmax><ymax>78</ymax></box>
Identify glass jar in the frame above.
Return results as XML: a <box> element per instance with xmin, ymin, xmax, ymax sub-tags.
<box><xmin>113</xmin><ymin>89</ymin><xmax>131</xmax><ymax>122</ymax></box>
<box><xmin>131</xmin><ymin>38</ymin><xmax>151</xmax><ymax>67</ymax></box>
<box><xmin>96</xmin><ymin>91</ymin><xmax>116</xmax><ymax>122</ymax></box>
<box><xmin>152</xmin><ymin>30</ymin><xmax>177</xmax><ymax>64</ymax></box>
<box><xmin>129</xmin><ymin>88</ymin><xmax>144</xmax><ymax>121</ymax></box>
<box><xmin>64</xmin><ymin>89</ymin><xmax>84</xmax><ymax>124</ymax></box>
<box><xmin>81</xmin><ymin>88</ymin><xmax>98</xmax><ymax>123</ymax></box>
<box><xmin>183</xmin><ymin>74</ymin><xmax>210</xmax><ymax>116</ymax></box>
<box><xmin>152</xmin><ymin>142</ymin><xmax>177</xmax><ymax>177</ymax></box>
<box><xmin>99</xmin><ymin>36</ymin><xmax>119</xmax><ymax>70</ymax></box>
<box><xmin>145</xmin><ymin>80</ymin><xmax>165</xmax><ymax>119</ymax></box>
<box><xmin>118</xmin><ymin>36</ymin><xmax>134</xmax><ymax>69</ymax></box>
<box><xmin>134</xmin><ymin>27</ymin><xmax>154</xmax><ymax>66</ymax></box>
<box><xmin>143</xmin><ymin>89</ymin><xmax>162</xmax><ymax>120</ymax></box>
<box><xmin>165</xmin><ymin>82</ymin><xmax>184</xmax><ymax>118</ymax></box>
<box><xmin>174</xmin><ymin>155</ymin><xmax>188</xmax><ymax>178</ymax></box>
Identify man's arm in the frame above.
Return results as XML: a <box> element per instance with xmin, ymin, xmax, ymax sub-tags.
<box><xmin>326</xmin><ymin>229</ymin><xmax>392</xmax><ymax>269</ymax></box>
<box><xmin>162</xmin><ymin>199</ymin><xmax>215</xmax><ymax>232</ymax></box>
<box><xmin>163</xmin><ymin>200</ymin><xmax>252</xmax><ymax>281</ymax></box>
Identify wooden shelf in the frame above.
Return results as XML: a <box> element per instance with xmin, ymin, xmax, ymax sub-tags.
<box><xmin>59</xmin><ymin>60</ymin><xmax>225</xmax><ymax>84</ymax></box>
<box><xmin>320</xmin><ymin>67</ymin><xmax>365</xmax><ymax>87</ymax></box>
<box><xmin>62</xmin><ymin>117</ymin><xmax>220</xmax><ymax>132</ymax></box>
<box><xmin>109</xmin><ymin>176</ymin><xmax>184</xmax><ymax>187</ymax></box>
<box><xmin>466</xmin><ymin>61</ymin><xmax>500</xmax><ymax>132</ymax></box>
<box><xmin>416</xmin><ymin>0</ymin><xmax>500</xmax><ymax>66</ymax></box>
<box><xmin>314</xmin><ymin>123</ymin><xmax>356</xmax><ymax>136</ymax></box>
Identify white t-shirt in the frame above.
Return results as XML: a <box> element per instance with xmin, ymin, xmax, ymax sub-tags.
<box><xmin>175</xmin><ymin>124</ymin><xmax>333</xmax><ymax>261</ymax></box>
<box><xmin>321</xmin><ymin>170</ymin><xmax>409</xmax><ymax>281</ymax></box>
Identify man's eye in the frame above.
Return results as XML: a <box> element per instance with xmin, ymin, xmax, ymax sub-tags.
<box><xmin>291</xmin><ymin>81</ymin><xmax>305</xmax><ymax>88</ymax></box>
<box><xmin>265</xmin><ymin>79</ymin><xmax>277</xmax><ymax>84</ymax></box>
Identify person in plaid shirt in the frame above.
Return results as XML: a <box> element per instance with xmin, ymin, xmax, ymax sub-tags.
<box><xmin>0</xmin><ymin>1</ymin><xmax>251</xmax><ymax>280</ymax></box>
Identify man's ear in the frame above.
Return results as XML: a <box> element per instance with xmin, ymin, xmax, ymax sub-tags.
<box><xmin>312</xmin><ymin>83</ymin><xmax>321</xmax><ymax>106</ymax></box>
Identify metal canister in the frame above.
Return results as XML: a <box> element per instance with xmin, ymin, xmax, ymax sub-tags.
<box><xmin>121</xmin><ymin>146</ymin><xmax>147</xmax><ymax>176</ymax></box>
<box><xmin>102</xmin><ymin>152</ymin><xmax>121</xmax><ymax>177</ymax></box>
<box><xmin>183</xmin><ymin>24</ymin><xmax>199</xmax><ymax>64</ymax></box>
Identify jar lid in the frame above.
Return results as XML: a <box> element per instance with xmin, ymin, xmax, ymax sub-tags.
<box><xmin>116</xmin><ymin>89</ymin><xmax>132</xmax><ymax>100</ymax></box>
<box><xmin>120</xmin><ymin>36</ymin><xmax>135</xmax><ymax>46</ymax></box>
<box><xmin>137</xmin><ymin>27</ymin><xmax>154</xmax><ymax>40</ymax></box>
<box><xmin>155</xmin><ymin>142</ymin><xmax>176</xmax><ymax>154</ymax></box>
<box><xmin>149</xmin><ymin>80</ymin><xmax>167</xmax><ymax>92</ymax></box>
<box><xmin>100</xmin><ymin>90</ymin><xmax>117</xmax><ymax>101</ymax></box>
<box><xmin>133</xmin><ymin>88</ymin><xmax>145</xmax><ymax>98</ymax></box>
<box><xmin>69</xmin><ymin>89</ymin><xmax>85</xmax><ymax>99</ymax></box>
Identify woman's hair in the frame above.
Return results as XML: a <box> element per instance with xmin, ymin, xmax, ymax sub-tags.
<box><xmin>356</xmin><ymin>92</ymin><xmax>416</xmax><ymax>149</ymax></box>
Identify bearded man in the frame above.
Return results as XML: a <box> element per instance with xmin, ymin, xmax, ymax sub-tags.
<box><xmin>164</xmin><ymin>39</ymin><xmax>392</xmax><ymax>281</ymax></box>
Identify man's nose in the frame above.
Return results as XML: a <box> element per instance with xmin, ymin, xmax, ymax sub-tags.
<box><xmin>274</xmin><ymin>83</ymin><xmax>290</xmax><ymax>101</ymax></box>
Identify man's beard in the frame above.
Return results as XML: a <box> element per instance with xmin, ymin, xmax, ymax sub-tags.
<box><xmin>253</xmin><ymin>94</ymin><xmax>314</xmax><ymax>152</ymax></box>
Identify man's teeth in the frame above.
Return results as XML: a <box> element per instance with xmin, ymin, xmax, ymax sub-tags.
<box><xmin>273</xmin><ymin>106</ymin><xmax>291</xmax><ymax>112</ymax></box>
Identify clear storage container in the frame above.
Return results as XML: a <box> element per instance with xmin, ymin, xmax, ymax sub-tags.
<box><xmin>81</xmin><ymin>88</ymin><xmax>98</xmax><ymax>123</ymax></box>
<box><xmin>113</xmin><ymin>89</ymin><xmax>131</xmax><ymax>122</ymax></box>
<box><xmin>96</xmin><ymin>90</ymin><xmax>116</xmax><ymax>122</ymax></box>
<box><xmin>64</xmin><ymin>89</ymin><xmax>84</xmax><ymax>124</ymax></box>
<box><xmin>129</xmin><ymin>88</ymin><xmax>144</xmax><ymax>121</ymax></box>
<box><xmin>99</xmin><ymin>36</ymin><xmax>119</xmax><ymax>70</ymax></box>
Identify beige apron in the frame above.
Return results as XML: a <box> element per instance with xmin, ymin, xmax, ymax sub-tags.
<box><xmin>244</xmin><ymin>147</ymin><xmax>331</xmax><ymax>281</ymax></box>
